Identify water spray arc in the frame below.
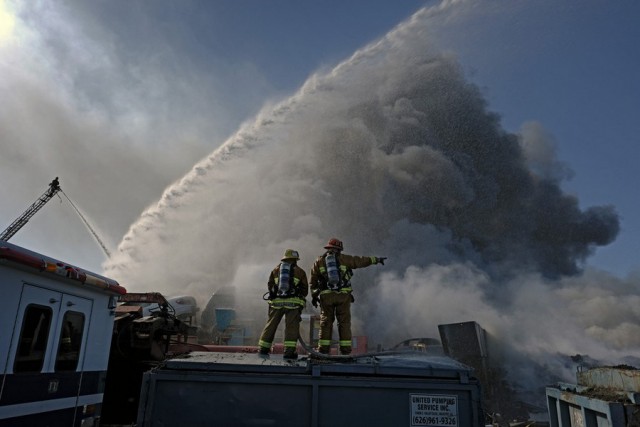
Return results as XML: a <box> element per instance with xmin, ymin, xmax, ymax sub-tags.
<box><xmin>60</xmin><ymin>189</ymin><xmax>112</xmax><ymax>258</ymax></box>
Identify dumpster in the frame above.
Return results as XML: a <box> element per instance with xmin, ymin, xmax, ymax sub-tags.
<box><xmin>136</xmin><ymin>351</ymin><xmax>484</xmax><ymax>426</ymax></box>
<box><xmin>546</xmin><ymin>367</ymin><xmax>640</xmax><ymax>427</ymax></box>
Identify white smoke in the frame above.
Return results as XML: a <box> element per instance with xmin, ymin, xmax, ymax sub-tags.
<box><xmin>0</xmin><ymin>0</ymin><xmax>270</xmax><ymax>269</ymax></box>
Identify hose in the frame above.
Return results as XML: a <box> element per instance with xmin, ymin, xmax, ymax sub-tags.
<box><xmin>296</xmin><ymin>334</ymin><xmax>416</xmax><ymax>361</ymax></box>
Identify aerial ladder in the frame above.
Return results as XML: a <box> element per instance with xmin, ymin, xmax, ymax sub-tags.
<box><xmin>0</xmin><ymin>177</ymin><xmax>111</xmax><ymax>257</ymax></box>
<box><xmin>0</xmin><ymin>177</ymin><xmax>61</xmax><ymax>241</ymax></box>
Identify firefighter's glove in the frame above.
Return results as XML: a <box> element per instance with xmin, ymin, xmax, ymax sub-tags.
<box><xmin>269</xmin><ymin>291</ymin><xmax>277</xmax><ymax>300</ymax></box>
<box><xmin>376</xmin><ymin>257</ymin><xmax>387</xmax><ymax>265</ymax></box>
<box><xmin>312</xmin><ymin>295</ymin><xmax>319</xmax><ymax>308</ymax></box>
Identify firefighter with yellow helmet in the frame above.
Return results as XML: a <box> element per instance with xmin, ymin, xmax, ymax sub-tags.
<box><xmin>258</xmin><ymin>249</ymin><xmax>308</xmax><ymax>359</ymax></box>
<box><xmin>310</xmin><ymin>238</ymin><xmax>386</xmax><ymax>355</ymax></box>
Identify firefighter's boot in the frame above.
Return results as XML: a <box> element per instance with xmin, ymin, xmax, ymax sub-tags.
<box><xmin>283</xmin><ymin>350</ymin><xmax>298</xmax><ymax>360</ymax></box>
<box><xmin>317</xmin><ymin>346</ymin><xmax>330</xmax><ymax>354</ymax></box>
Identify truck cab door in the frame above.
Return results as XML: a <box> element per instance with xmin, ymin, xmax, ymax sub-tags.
<box><xmin>7</xmin><ymin>284</ymin><xmax>62</xmax><ymax>374</ymax></box>
<box><xmin>48</xmin><ymin>293</ymin><xmax>93</xmax><ymax>373</ymax></box>
<box><xmin>6</xmin><ymin>284</ymin><xmax>93</xmax><ymax>374</ymax></box>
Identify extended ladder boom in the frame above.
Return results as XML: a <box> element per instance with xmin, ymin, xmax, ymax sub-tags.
<box><xmin>0</xmin><ymin>177</ymin><xmax>61</xmax><ymax>241</ymax></box>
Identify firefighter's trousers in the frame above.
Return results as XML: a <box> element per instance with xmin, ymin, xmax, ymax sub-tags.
<box><xmin>318</xmin><ymin>291</ymin><xmax>352</xmax><ymax>355</ymax></box>
<box><xmin>258</xmin><ymin>306</ymin><xmax>302</xmax><ymax>354</ymax></box>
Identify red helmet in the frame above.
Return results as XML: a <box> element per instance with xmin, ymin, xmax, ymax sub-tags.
<box><xmin>324</xmin><ymin>238</ymin><xmax>343</xmax><ymax>251</ymax></box>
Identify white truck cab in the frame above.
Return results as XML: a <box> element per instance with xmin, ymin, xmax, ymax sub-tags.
<box><xmin>0</xmin><ymin>241</ymin><xmax>126</xmax><ymax>426</ymax></box>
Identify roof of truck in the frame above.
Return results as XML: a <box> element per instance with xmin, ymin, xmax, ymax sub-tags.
<box><xmin>0</xmin><ymin>240</ymin><xmax>126</xmax><ymax>295</ymax></box>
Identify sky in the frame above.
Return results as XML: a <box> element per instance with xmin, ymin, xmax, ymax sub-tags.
<box><xmin>1</xmin><ymin>0</ymin><xmax>639</xmax><ymax>405</ymax></box>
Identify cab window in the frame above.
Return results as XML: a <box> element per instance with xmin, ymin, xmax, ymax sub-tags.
<box><xmin>14</xmin><ymin>304</ymin><xmax>52</xmax><ymax>373</ymax></box>
<box><xmin>55</xmin><ymin>311</ymin><xmax>85</xmax><ymax>371</ymax></box>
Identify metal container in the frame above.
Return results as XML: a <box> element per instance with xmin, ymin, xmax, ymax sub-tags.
<box><xmin>546</xmin><ymin>367</ymin><xmax>640</xmax><ymax>427</ymax></box>
<box><xmin>136</xmin><ymin>351</ymin><xmax>484</xmax><ymax>427</ymax></box>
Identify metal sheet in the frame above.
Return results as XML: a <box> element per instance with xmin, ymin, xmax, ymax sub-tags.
<box><xmin>578</xmin><ymin>367</ymin><xmax>640</xmax><ymax>393</ymax></box>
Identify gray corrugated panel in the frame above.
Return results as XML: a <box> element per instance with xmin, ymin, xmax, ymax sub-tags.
<box><xmin>577</xmin><ymin>367</ymin><xmax>640</xmax><ymax>393</ymax></box>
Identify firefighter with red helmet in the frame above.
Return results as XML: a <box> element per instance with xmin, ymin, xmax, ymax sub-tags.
<box><xmin>258</xmin><ymin>249</ymin><xmax>308</xmax><ymax>359</ymax></box>
<box><xmin>309</xmin><ymin>238</ymin><xmax>386</xmax><ymax>355</ymax></box>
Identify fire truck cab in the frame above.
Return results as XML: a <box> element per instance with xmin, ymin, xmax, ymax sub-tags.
<box><xmin>0</xmin><ymin>241</ymin><xmax>126</xmax><ymax>426</ymax></box>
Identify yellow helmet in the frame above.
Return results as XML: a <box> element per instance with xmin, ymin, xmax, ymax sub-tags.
<box><xmin>281</xmin><ymin>249</ymin><xmax>300</xmax><ymax>261</ymax></box>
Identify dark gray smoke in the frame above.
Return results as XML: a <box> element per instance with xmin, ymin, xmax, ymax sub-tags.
<box><xmin>301</xmin><ymin>55</ymin><xmax>619</xmax><ymax>280</ymax></box>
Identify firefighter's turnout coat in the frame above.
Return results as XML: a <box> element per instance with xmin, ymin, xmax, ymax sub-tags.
<box><xmin>310</xmin><ymin>252</ymin><xmax>378</xmax><ymax>354</ymax></box>
<box><xmin>258</xmin><ymin>262</ymin><xmax>308</xmax><ymax>354</ymax></box>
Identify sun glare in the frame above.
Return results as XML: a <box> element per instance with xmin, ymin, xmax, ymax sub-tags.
<box><xmin>0</xmin><ymin>0</ymin><xmax>16</xmax><ymax>44</ymax></box>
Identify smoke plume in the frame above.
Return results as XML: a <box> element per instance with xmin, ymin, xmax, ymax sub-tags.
<box><xmin>100</xmin><ymin>4</ymin><xmax>638</xmax><ymax>403</ymax></box>
<box><xmin>106</xmin><ymin>5</ymin><xmax>620</xmax><ymax>288</ymax></box>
